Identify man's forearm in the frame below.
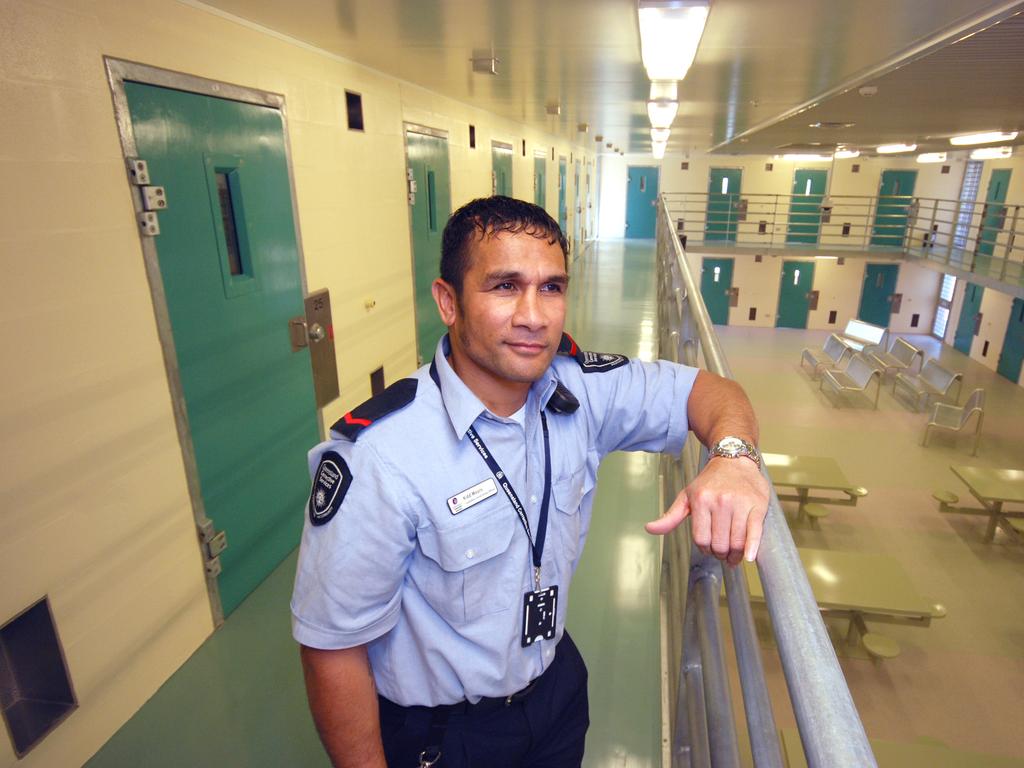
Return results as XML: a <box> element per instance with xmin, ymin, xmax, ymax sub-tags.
<box><xmin>686</xmin><ymin>370</ymin><xmax>759</xmax><ymax>447</ymax></box>
<box><xmin>300</xmin><ymin>644</ymin><xmax>386</xmax><ymax>768</ymax></box>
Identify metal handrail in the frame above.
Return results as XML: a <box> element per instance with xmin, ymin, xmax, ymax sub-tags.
<box><xmin>661</xmin><ymin>191</ymin><xmax>1023</xmax><ymax>287</ymax></box>
<box><xmin>656</xmin><ymin>194</ymin><xmax>876</xmax><ymax>767</ymax></box>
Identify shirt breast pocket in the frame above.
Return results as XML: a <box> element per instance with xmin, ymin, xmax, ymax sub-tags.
<box><xmin>414</xmin><ymin>503</ymin><xmax>518</xmax><ymax>625</ymax></box>
<box><xmin>553</xmin><ymin>466</ymin><xmax>595</xmax><ymax>568</ymax></box>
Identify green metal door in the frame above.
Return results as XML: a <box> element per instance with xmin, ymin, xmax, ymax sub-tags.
<box><xmin>786</xmin><ymin>169</ymin><xmax>827</xmax><ymax>244</ymax></box>
<box><xmin>997</xmin><ymin>298</ymin><xmax>1024</xmax><ymax>382</ymax></box>
<box><xmin>558</xmin><ymin>157</ymin><xmax>568</xmax><ymax>234</ymax></box>
<box><xmin>700</xmin><ymin>257</ymin><xmax>734</xmax><ymax>325</ymax></box>
<box><xmin>776</xmin><ymin>261</ymin><xmax>815</xmax><ymax>328</ymax></box>
<box><xmin>954</xmin><ymin>283</ymin><xmax>984</xmax><ymax>355</ymax></box>
<box><xmin>406</xmin><ymin>129</ymin><xmax>452</xmax><ymax>365</ymax></box>
<box><xmin>858</xmin><ymin>263</ymin><xmax>900</xmax><ymax>326</ymax></box>
<box><xmin>625</xmin><ymin>166</ymin><xmax>659</xmax><ymax>239</ymax></box>
<box><xmin>706</xmin><ymin>169</ymin><xmax>742</xmax><ymax>242</ymax></box>
<box><xmin>124</xmin><ymin>83</ymin><xmax>321</xmax><ymax>617</ymax></box>
<box><xmin>976</xmin><ymin>168</ymin><xmax>1011</xmax><ymax>258</ymax></box>
<box><xmin>871</xmin><ymin>170</ymin><xmax>917</xmax><ymax>247</ymax></box>
<box><xmin>534</xmin><ymin>155</ymin><xmax>547</xmax><ymax>209</ymax></box>
<box><xmin>491</xmin><ymin>143</ymin><xmax>513</xmax><ymax>197</ymax></box>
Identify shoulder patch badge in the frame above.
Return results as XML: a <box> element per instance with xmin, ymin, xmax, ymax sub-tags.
<box><xmin>331</xmin><ymin>378</ymin><xmax>418</xmax><ymax>441</ymax></box>
<box><xmin>557</xmin><ymin>332</ymin><xmax>628</xmax><ymax>374</ymax></box>
<box><xmin>308</xmin><ymin>451</ymin><xmax>352</xmax><ymax>526</ymax></box>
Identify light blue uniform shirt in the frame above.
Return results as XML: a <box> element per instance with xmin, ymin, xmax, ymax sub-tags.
<box><xmin>291</xmin><ymin>336</ymin><xmax>699</xmax><ymax>706</ymax></box>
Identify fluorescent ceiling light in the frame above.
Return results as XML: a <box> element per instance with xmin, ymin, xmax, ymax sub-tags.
<box><xmin>833</xmin><ymin>149</ymin><xmax>860</xmax><ymax>159</ymax></box>
<box><xmin>970</xmin><ymin>146</ymin><xmax>1013</xmax><ymax>160</ymax></box>
<box><xmin>648</xmin><ymin>100</ymin><xmax>679</xmax><ymax>129</ymax></box>
<box><xmin>638</xmin><ymin>1</ymin><xmax>710</xmax><ymax>81</ymax></box>
<box><xmin>916</xmin><ymin>152</ymin><xmax>947</xmax><ymax>163</ymax></box>
<box><xmin>650</xmin><ymin>81</ymin><xmax>678</xmax><ymax>101</ymax></box>
<box><xmin>877</xmin><ymin>143</ymin><xmax>917</xmax><ymax>154</ymax></box>
<box><xmin>781</xmin><ymin>153</ymin><xmax>832</xmax><ymax>162</ymax></box>
<box><xmin>650</xmin><ymin>127</ymin><xmax>671</xmax><ymax>143</ymax></box>
<box><xmin>949</xmin><ymin>131</ymin><xmax>1018</xmax><ymax>146</ymax></box>
<box><xmin>652</xmin><ymin>140</ymin><xmax>667</xmax><ymax>160</ymax></box>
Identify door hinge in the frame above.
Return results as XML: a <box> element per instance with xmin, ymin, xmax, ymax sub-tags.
<box><xmin>127</xmin><ymin>157</ymin><xmax>168</xmax><ymax>235</ymax></box>
<box><xmin>198</xmin><ymin>519</ymin><xmax>228</xmax><ymax>577</ymax></box>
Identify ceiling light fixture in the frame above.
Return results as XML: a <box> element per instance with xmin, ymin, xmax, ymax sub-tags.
<box><xmin>648</xmin><ymin>100</ymin><xmax>679</xmax><ymax>129</ymax></box>
<box><xmin>877</xmin><ymin>143</ymin><xmax>917</xmax><ymax>154</ymax></box>
<box><xmin>833</xmin><ymin>149</ymin><xmax>860</xmax><ymax>159</ymax></box>
<box><xmin>916</xmin><ymin>152</ymin><xmax>947</xmax><ymax>163</ymax></box>
<box><xmin>652</xmin><ymin>140</ymin><xmax>667</xmax><ymax>160</ymax></box>
<box><xmin>970</xmin><ymin>146</ymin><xmax>1013</xmax><ymax>160</ymax></box>
<box><xmin>638</xmin><ymin>0</ymin><xmax>710</xmax><ymax>81</ymax></box>
<box><xmin>781</xmin><ymin>153</ymin><xmax>832</xmax><ymax>162</ymax></box>
<box><xmin>651</xmin><ymin>127</ymin><xmax>671</xmax><ymax>143</ymax></box>
<box><xmin>650</xmin><ymin>81</ymin><xmax>678</xmax><ymax>101</ymax></box>
<box><xmin>949</xmin><ymin>131</ymin><xmax>1018</xmax><ymax>146</ymax></box>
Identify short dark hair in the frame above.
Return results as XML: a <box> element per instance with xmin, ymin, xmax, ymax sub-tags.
<box><xmin>440</xmin><ymin>196</ymin><xmax>569</xmax><ymax>295</ymax></box>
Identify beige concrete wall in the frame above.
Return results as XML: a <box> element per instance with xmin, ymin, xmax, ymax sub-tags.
<box><xmin>0</xmin><ymin>1</ymin><xmax>591</xmax><ymax>766</ymax></box>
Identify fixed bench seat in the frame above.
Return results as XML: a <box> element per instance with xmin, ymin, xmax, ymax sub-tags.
<box><xmin>820</xmin><ymin>352</ymin><xmax>882</xmax><ymax>409</ymax></box>
<box><xmin>923</xmin><ymin>388</ymin><xmax>985</xmax><ymax>455</ymax></box>
<box><xmin>865</xmin><ymin>336</ymin><xmax>923</xmax><ymax>378</ymax></box>
<box><xmin>800</xmin><ymin>333</ymin><xmax>851</xmax><ymax>378</ymax></box>
<box><xmin>893</xmin><ymin>358</ymin><xmax>962</xmax><ymax>410</ymax></box>
<box><xmin>838</xmin><ymin>318</ymin><xmax>887</xmax><ymax>352</ymax></box>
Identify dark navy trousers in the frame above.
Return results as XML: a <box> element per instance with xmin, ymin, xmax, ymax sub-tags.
<box><xmin>378</xmin><ymin>633</ymin><xmax>590</xmax><ymax>767</ymax></box>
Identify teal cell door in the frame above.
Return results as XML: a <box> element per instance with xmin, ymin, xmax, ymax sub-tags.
<box><xmin>786</xmin><ymin>169</ymin><xmax>828</xmax><ymax>244</ymax></box>
<box><xmin>491</xmin><ymin>143</ymin><xmax>513</xmax><ymax>196</ymax></box>
<box><xmin>124</xmin><ymin>82</ymin><xmax>321</xmax><ymax>617</ymax></box>
<box><xmin>871</xmin><ymin>169</ymin><xmax>917</xmax><ymax>246</ymax></box>
<box><xmin>706</xmin><ymin>168</ymin><xmax>742</xmax><ymax>242</ymax></box>
<box><xmin>534</xmin><ymin>155</ymin><xmax>547</xmax><ymax>209</ymax></box>
<box><xmin>976</xmin><ymin>168</ymin><xmax>1011</xmax><ymax>257</ymax></box>
<box><xmin>558</xmin><ymin>156</ymin><xmax>568</xmax><ymax>234</ymax></box>
<box><xmin>954</xmin><ymin>283</ymin><xmax>984</xmax><ymax>355</ymax></box>
<box><xmin>625</xmin><ymin>166</ymin><xmax>659</xmax><ymax>238</ymax></box>
<box><xmin>776</xmin><ymin>261</ymin><xmax>815</xmax><ymax>328</ymax></box>
<box><xmin>407</xmin><ymin>129</ymin><xmax>452</xmax><ymax>364</ymax></box>
<box><xmin>858</xmin><ymin>263</ymin><xmax>900</xmax><ymax>326</ymax></box>
<box><xmin>997</xmin><ymin>298</ymin><xmax>1024</xmax><ymax>382</ymax></box>
<box><xmin>700</xmin><ymin>257</ymin><xmax>734</xmax><ymax>325</ymax></box>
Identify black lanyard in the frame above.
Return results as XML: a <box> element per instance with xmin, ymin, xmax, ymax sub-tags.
<box><xmin>431</xmin><ymin>360</ymin><xmax>552</xmax><ymax>589</ymax></box>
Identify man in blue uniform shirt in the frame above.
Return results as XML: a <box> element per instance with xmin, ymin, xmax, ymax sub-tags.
<box><xmin>292</xmin><ymin>196</ymin><xmax>769</xmax><ymax>767</ymax></box>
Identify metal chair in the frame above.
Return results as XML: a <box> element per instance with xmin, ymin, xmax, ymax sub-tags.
<box><xmin>922</xmin><ymin>388</ymin><xmax>985</xmax><ymax>455</ymax></box>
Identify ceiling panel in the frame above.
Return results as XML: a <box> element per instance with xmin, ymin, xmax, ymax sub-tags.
<box><xmin>201</xmin><ymin>0</ymin><xmax>1023</xmax><ymax>155</ymax></box>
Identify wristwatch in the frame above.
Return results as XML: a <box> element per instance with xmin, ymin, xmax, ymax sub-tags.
<box><xmin>708</xmin><ymin>436</ymin><xmax>761</xmax><ymax>469</ymax></box>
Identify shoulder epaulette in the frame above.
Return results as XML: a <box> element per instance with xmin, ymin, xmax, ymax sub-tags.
<box><xmin>557</xmin><ymin>332</ymin><xmax>629</xmax><ymax>373</ymax></box>
<box><xmin>331</xmin><ymin>378</ymin><xmax>418</xmax><ymax>440</ymax></box>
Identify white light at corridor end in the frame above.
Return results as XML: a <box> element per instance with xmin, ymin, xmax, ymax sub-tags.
<box><xmin>833</xmin><ymin>149</ymin><xmax>860</xmax><ymax>160</ymax></box>
<box><xmin>916</xmin><ymin>152</ymin><xmax>947</xmax><ymax>163</ymax></box>
<box><xmin>647</xmin><ymin>100</ymin><xmax>679</xmax><ymax>129</ymax></box>
<box><xmin>877</xmin><ymin>143</ymin><xmax>917</xmax><ymax>154</ymax></box>
<box><xmin>949</xmin><ymin>130</ymin><xmax>1018</xmax><ymax>146</ymax></box>
<box><xmin>970</xmin><ymin>146</ymin><xmax>1014</xmax><ymax>160</ymax></box>
<box><xmin>638</xmin><ymin>1</ymin><xmax>710</xmax><ymax>81</ymax></box>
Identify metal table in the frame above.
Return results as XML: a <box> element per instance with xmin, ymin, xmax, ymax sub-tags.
<box><xmin>763</xmin><ymin>452</ymin><xmax>867</xmax><ymax>521</ymax></box>
<box><xmin>941</xmin><ymin>465</ymin><xmax>1024</xmax><ymax>542</ymax></box>
<box><xmin>744</xmin><ymin>548</ymin><xmax>940</xmax><ymax>658</ymax></box>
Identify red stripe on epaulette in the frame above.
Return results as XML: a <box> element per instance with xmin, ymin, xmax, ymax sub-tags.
<box><xmin>331</xmin><ymin>378</ymin><xmax>418</xmax><ymax>440</ymax></box>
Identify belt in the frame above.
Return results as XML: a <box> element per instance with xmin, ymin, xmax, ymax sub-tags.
<box><xmin>379</xmin><ymin>676</ymin><xmax>541</xmax><ymax>719</ymax></box>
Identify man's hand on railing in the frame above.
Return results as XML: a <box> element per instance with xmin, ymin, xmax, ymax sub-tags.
<box><xmin>645</xmin><ymin>456</ymin><xmax>769</xmax><ymax>565</ymax></box>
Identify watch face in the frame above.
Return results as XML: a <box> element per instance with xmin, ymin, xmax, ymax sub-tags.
<box><xmin>718</xmin><ymin>437</ymin><xmax>745</xmax><ymax>455</ymax></box>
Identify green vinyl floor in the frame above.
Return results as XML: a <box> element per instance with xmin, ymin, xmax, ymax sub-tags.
<box><xmin>85</xmin><ymin>238</ymin><xmax>665</xmax><ymax>768</ymax></box>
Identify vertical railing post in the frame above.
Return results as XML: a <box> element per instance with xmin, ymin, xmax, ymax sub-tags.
<box><xmin>1001</xmin><ymin>205</ymin><xmax>1019</xmax><ymax>281</ymax></box>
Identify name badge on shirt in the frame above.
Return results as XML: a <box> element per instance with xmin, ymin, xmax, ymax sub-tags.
<box><xmin>447</xmin><ymin>478</ymin><xmax>498</xmax><ymax>515</ymax></box>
